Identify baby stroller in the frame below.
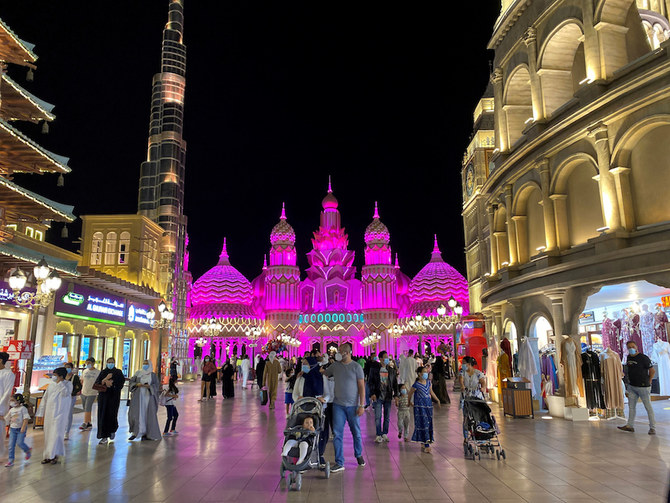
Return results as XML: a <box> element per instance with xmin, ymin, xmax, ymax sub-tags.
<box><xmin>462</xmin><ymin>398</ymin><xmax>505</xmax><ymax>461</ymax></box>
<box><xmin>280</xmin><ymin>397</ymin><xmax>330</xmax><ymax>491</ymax></box>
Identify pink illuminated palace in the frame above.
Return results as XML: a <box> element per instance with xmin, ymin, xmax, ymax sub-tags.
<box><xmin>187</xmin><ymin>182</ymin><xmax>469</xmax><ymax>360</ymax></box>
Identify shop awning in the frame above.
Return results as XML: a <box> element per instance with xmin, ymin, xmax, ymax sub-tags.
<box><xmin>76</xmin><ymin>266</ymin><xmax>161</xmax><ymax>302</ymax></box>
<box><xmin>0</xmin><ymin>118</ymin><xmax>70</xmax><ymax>175</ymax></box>
<box><xmin>0</xmin><ymin>74</ymin><xmax>55</xmax><ymax>123</ymax></box>
<box><xmin>0</xmin><ymin>240</ymin><xmax>79</xmax><ymax>276</ymax></box>
<box><xmin>0</xmin><ymin>18</ymin><xmax>37</xmax><ymax>66</ymax></box>
<box><xmin>0</xmin><ymin>176</ymin><xmax>75</xmax><ymax>222</ymax></box>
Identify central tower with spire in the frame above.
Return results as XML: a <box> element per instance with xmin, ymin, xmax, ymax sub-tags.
<box><xmin>137</xmin><ymin>0</ymin><xmax>189</xmax><ymax>351</ymax></box>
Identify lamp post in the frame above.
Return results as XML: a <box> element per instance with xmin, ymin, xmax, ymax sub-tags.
<box><xmin>149</xmin><ymin>300</ymin><xmax>174</xmax><ymax>382</ymax></box>
<box><xmin>438</xmin><ymin>296</ymin><xmax>464</xmax><ymax>391</ymax></box>
<box><xmin>8</xmin><ymin>259</ymin><xmax>62</xmax><ymax>398</ymax></box>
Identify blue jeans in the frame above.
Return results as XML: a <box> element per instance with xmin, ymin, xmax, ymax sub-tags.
<box><xmin>627</xmin><ymin>385</ymin><xmax>655</xmax><ymax>429</ymax></box>
<box><xmin>364</xmin><ymin>382</ymin><xmax>370</xmax><ymax>407</ymax></box>
<box><xmin>332</xmin><ymin>403</ymin><xmax>362</xmax><ymax>466</ymax></box>
<box><xmin>8</xmin><ymin>428</ymin><xmax>29</xmax><ymax>462</ymax></box>
<box><xmin>372</xmin><ymin>399</ymin><xmax>391</xmax><ymax>436</ymax></box>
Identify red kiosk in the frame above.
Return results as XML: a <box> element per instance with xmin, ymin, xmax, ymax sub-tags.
<box><xmin>456</xmin><ymin>315</ymin><xmax>487</xmax><ymax>369</ymax></box>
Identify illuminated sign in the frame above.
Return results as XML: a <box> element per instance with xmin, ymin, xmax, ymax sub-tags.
<box><xmin>61</xmin><ymin>292</ymin><xmax>85</xmax><ymax>306</ymax></box>
<box><xmin>54</xmin><ymin>285</ymin><xmax>126</xmax><ymax>325</ymax></box>
<box><xmin>579</xmin><ymin>311</ymin><xmax>595</xmax><ymax>324</ymax></box>
<box><xmin>299</xmin><ymin>313</ymin><xmax>364</xmax><ymax>324</ymax></box>
<box><xmin>662</xmin><ymin>296</ymin><xmax>670</xmax><ymax>308</ymax></box>
<box><xmin>126</xmin><ymin>302</ymin><xmax>155</xmax><ymax>328</ymax></box>
<box><xmin>0</xmin><ymin>281</ymin><xmax>35</xmax><ymax>304</ymax></box>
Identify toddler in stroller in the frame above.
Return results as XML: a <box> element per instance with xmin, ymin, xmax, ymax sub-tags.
<box><xmin>280</xmin><ymin>397</ymin><xmax>330</xmax><ymax>491</ymax></box>
<box><xmin>462</xmin><ymin>398</ymin><xmax>505</xmax><ymax>460</ymax></box>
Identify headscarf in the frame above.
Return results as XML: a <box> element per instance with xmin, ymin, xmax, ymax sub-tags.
<box><xmin>269</xmin><ymin>351</ymin><xmax>276</xmax><ymax>362</ymax></box>
<box><xmin>135</xmin><ymin>361</ymin><xmax>153</xmax><ymax>378</ymax></box>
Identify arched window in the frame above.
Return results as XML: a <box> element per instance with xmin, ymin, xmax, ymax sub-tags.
<box><xmin>91</xmin><ymin>232</ymin><xmax>103</xmax><ymax>265</ymax></box>
<box><xmin>105</xmin><ymin>232</ymin><xmax>117</xmax><ymax>265</ymax></box>
<box><xmin>503</xmin><ymin>66</ymin><xmax>533</xmax><ymax>149</ymax></box>
<box><xmin>119</xmin><ymin>231</ymin><xmax>131</xmax><ymax>264</ymax></box>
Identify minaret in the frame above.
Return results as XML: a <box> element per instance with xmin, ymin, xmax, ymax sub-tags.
<box><xmin>137</xmin><ymin>1</ymin><xmax>189</xmax><ymax>347</ymax></box>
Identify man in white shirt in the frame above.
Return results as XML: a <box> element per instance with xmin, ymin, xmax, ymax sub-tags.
<box><xmin>399</xmin><ymin>349</ymin><xmax>417</xmax><ymax>386</ymax></box>
<box><xmin>0</xmin><ymin>352</ymin><xmax>17</xmax><ymax>457</ymax></box>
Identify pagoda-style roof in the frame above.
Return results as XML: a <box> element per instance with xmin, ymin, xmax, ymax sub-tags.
<box><xmin>0</xmin><ymin>176</ymin><xmax>75</xmax><ymax>222</ymax></box>
<box><xmin>0</xmin><ymin>18</ymin><xmax>37</xmax><ymax>67</ymax></box>
<box><xmin>0</xmin><ymin>240</ymin><xmax>78</xmax><ymax>276</ymax></box>
<box><xmin>0</xmin><ymin>74</ymin><xmax>55</xmax><ymax>122</ymax></box>
<box><xmin>0</xmin><ymin>117</ymin><xmax>70</xmax><ymax>174</ymax></box>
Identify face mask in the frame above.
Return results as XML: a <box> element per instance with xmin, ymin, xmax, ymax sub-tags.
<box><xmin>335</xmin><ymin>353</ymin><xmax>343</xmax><ymax>362</ymax></box>
<box><xmin>383</xmin><ymin>358</ymin><xmax>390</xmax><ymax>365</ymax></box>
<box><xmin>143</xmin><ymin>364</ymin><xmax>150</xmax><ymax>371</ymax></box>
<box><xmin>321</xmin><ymin>357</ymin><xmax>328</xmax><ymax>365</ymax></box>
<box><xmin>373</xmin><ymin>356</ymin><xmax>379</xmax><ymax>362</ymax></box>
<box><xmin>52</xmin><ymin>376</ymin><xmax>59</xmax><ymax>382</ymax></box>
<box><xmin>107</xmin><ymin>363</ymin><xmax>114</xmax><ymax>369</ymax></box>
<box><xmin>87</xmin><ymin>364</ymin><xmax>93</xmax><ymax>369</ymax></box>
<box><xmin>462</xmin><ymin>364</ymin><xmax>469</xmax><ymax>371</ymax></box>
<box><xmin>421</xmin><ymin>373</ymin><xmax>429</xmax><ymax>380</ymax></box>
<box><xmin>302</xmin><ymin>365</ymin><xmax>310</xmax><ymax>373</ymax></box>
<box><xmin>66</xmin><ymin>368</ymin><xmax>73</xmax><ymax>374</ymax></box>
<box><xmin>9</xmin><ymin>401</ymin><xmax>17</xmax><ymax>407</ymax></box>
<box><xmin>400</xmin><ymin>389</ymin><xmax>407</xmax><ymax>395</ymax></box>
<box><xmin>628</xmin><ymin>348</ymin><xmax>636</xmax><ymax>356</ymax></box>
<box><xmin>204</xmin><ymin>359</ymin><xmax>210</xmax><ymax>363</ymax></box>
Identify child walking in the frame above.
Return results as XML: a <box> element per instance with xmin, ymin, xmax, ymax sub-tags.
<box><xmin>408</xmin><ymin>366</ymin><xmax>440</xmax><ymax>453</ymax></box>
<box><xmin>163</xmin><ymin>378</ymin><xmax>179</xmax><ymax>437</ymax></box>
<box><xmin>395</xmin><ymin>384</ymin><xmax>411</xmax><ymax>441</ymax></box>
<box><xmin>3</xmin><ymin>393</ymin><xmax>32</xmax><ymax>466</ymax></box>
<box><xmin>284</xmin><ymin>367</ymin><xmax>296</xmax><ymax>416</ymax></box>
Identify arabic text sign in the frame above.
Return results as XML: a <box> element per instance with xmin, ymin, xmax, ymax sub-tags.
<box><xmin>127</xmin><ymin>302</ymin><xmax>155</xmax><ymax>328</ymax></box>
<box><xmin>54</xmin><ymin>284</ymin><xmax>126</xmax><ymax>323</ymax></box>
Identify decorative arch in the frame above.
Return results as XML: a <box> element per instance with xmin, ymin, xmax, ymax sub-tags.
<box><xmin>55</xmin><ymin>320</ymin><xmax>75</xmax><ymax>334</ymax></box>
<box><xmin>538</xmin><ymin>20</ymin><xmax>585</xmax><ymax>117</ymax></box>
<box><xmin>611</xmin><ymin>114</ymin><xmax>670</xmax><ymax>167</ymax></box>
<box><xmin>493</xmin><ymin>205</ymin><xmax>510</xmax><ymax>265</ymax></box>
<box><xmin>513</xmin><ymin>182</ymin><xmax>546</xmax><ymax>261</ymax></box>
<box><xmin>596</xmin><ymin>0</ymin><xmax>636</xmax><ymax>24</ymax></box>
<box><xmin>503</xmin><ymin>65</ymin><xmax>533</xmax><ymax>149</ymax></box>
<box><xmin>82</xmin><ymin>324</ymin><xmax>98</xmax><ymax>336</ymax></box>
<box><xmin>512</xmin><ymin>181</ymin><xmax>543</xmax><ymax>215</ymax></box>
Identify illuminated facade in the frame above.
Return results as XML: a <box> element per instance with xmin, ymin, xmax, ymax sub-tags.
<box><xmin>462</xmin><ymin>0</ymin><xmax>670</xmax><ymax>402</ymax></box>
<box><xmin>188</xmin><ymin>184</ymin><xmax>469</xmax><ymax>359</ymax></box>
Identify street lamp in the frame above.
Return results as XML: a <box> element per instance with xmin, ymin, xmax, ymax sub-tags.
<box><xmin>9</xmin><ymin>259</ymin><xmax>63</xmax><ymax>398</ymax></box>
<box><xmin>437</xmin><ymin>298</ymin><xmax>464</xmax><ymax>391</ymax></box>
<box><xmin>150</xmin><ymin>300</ymin><xmax>174</xmax><ymax>381</ymax></box>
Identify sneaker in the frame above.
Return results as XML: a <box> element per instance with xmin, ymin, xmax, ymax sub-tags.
<box><xmin>110</xmin><ymin>432</ymin><xmax>115</xmax><ymax>440</ymax></box>
<box><xmin>382</xmin><ymin>434</ymin><xmax>389</xmax><ymax>442</ymax></box>
<box><xmin>357</xmin><ymin>456</ymin><xmax>366</xmax><ymax>467</ymax></box>
<box><xmin>330</xmin><ymin>463</ymin><xmax>345</xmax><ymax>473</ymax></box>
<box><xmin>85</xmin><ymin>423</ymin><xmax>93</xmax><ymax>431</ymax></box>
<box><xmin>170</xmin><ymin>431</ymin><xmax>178</xmax><ymax>435</ymax></box>
<box><xmin>375</xmin><ymin>435</ymin><xmax>383</xmax><ymax>443</ymax></box>
<box><xmin>398</xmin><ymin>432</ymin><xmax>402</xmax><ymax>439</ymax></box>
<box><xmin>25</xmin><ymin>447</ymin><xmax>32</xmax><ymax>460</ymax></box>
<box><xmin>319</xmin><ymin>456</ymin><xmax>326</xmax><ymax>468</ymax></box>
<box><xmin>617</xmin><ymin>425</ymin><xmax>635</xmax><ymax>432</ymax></box>
<box><xmin>649</xmin><ymin>428</ymin><xmax>656</xmax><ymax>435</ymax></box>
<box><xmin>163</xmin><ymin>432</ymin><xmax>171</xmax><ymax>437</ymax></box>
<box><xmin>4</xmin><ymin>462</ymin><xmax>13</xmax><ymax>467</ymax></box>
<box><xmin>64</xmin><ymin>433</ymin><xmax>69</xmax><ymax>440</ymax></box>
<box><xmin>78</xmin><ymin>423</ymin><xmax>88</xmax><ymax>430</ymax></box>
<box><xmin>98</xmin><ymin>438</ymin><xmax>108</xmax><ymax>445</ymax></box>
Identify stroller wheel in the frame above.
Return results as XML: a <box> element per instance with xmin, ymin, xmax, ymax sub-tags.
<box><xmin>324</xmin><ymin>461</ymin><xmax>331</xmax><ymax>479</ymax></box>
<box><xmin>501</xmin><ymin>449</ymin><xmax>506</xmax><ymax>460</ymax></box>
<box><xmin>496</xmin><ymin>450</ymin><xmax>501</xmax><ymax>460</ymax></box>
<box><xmin>295</xmin><ymin>473</ymin><xmax>303</xmax><ymax>491</ymax></box>
<box><xmin>463</xmin><ymin>443</ymin><xmax>468</xmax><ymax>456</ymax></box>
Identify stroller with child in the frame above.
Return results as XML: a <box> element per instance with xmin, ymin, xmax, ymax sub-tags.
<box><xmin>462</xmin><ymin>397</ymin><xmax>505</xmax><ymax>461</ymax></box>
<box><xmin>280</xmin><ymin>397</ymin><xmax>330</xmax><ymax>491</ymax></box>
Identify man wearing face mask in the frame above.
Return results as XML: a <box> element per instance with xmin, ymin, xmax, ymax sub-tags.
<box><xmin>94</xmin><ymin>358</ymin><xmax>125</xmax><ymax>444</ymax></box>
<box><xmin>0</xmin><ymin>351</ymin><xmax>16</xmax><ymax>459</ymax></box>
<box><xmin>36</xmin><ymin>367</ymin><xmax>72</xmax><ymax>464</ymax></box>
<box><xmin>322</xmin><ymin>343</ymin><xmax>366</xmax><ymax>472</ymax></box>
<box><xmin>263</xmin><ymin>351</ymin><xmax>282</xmax><ymax>409</ymax></box>
<box><xmin>79</xmin><ymin>357</ymin><xmax>100</xmax><ymax>431</ymax></box>
<box><xmin>368</xmin><ymin>351</ymin><xmax>398</xmax><ymax>443</ymax></box>
<box><xmin>619</xmin><ymin>341</ymin><xmax>656</xmax><ymax>435</ymax></box>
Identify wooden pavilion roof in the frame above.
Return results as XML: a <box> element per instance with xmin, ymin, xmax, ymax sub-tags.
<box><xmin>0</xmin><ymin>74</ymin><xmax>55</xmax><ymax>122</ymax></box>
<box><xmin>0</xmin><ymin>18</ymin><xmax>36</xmax><ymax>67</ymax></box>
<box><xmin>0</xmin><ymin>176</ymin><xmax>75</xmax><ymax>223</ymax></box>
<box><xmin>0</xmin><ymin>118</ymin><xmax>69</xmax><ymax>175</ymax></box>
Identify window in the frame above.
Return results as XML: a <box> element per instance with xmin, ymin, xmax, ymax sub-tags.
<box><xmin>119</xmin><ymin>231</ymin><xmax>130</xmax><ymax>264</ymax></box>
<box><xmin>105</xmin><ymin>232</ymin><xmax>117</xmax><ymax>265</ymax></box>
<box><xmin>34</xmin><ymin>230</ymin><xmax>43</xmax><ymax>241</ymax></box>
<box><xmin>25</xmin><ymin>226</ymin><xmax>34</xmax><ymax>238</ymax></box>
<box><xmin>91</xmin><ymin>232</ymin><xmax>103</xmax><ymax>265</ymax></box>
<box><xmin>6</xmin><ymin>224</ymin><xmax>17</xmax><ymax>231</ymax></box>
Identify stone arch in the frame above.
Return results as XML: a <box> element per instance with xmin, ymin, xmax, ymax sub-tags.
<box><xmin>503</xmin><ymin>65</ymin><xmax>533</xmax><ymax>149</ymax></box>
<box><xmin>596</xmin><ymin>0</ymin><xmax>636</xmax><ymax>24</ymax></box>
<box><xmin>493</xmin><ymin>205</ymin><xmax>510</xmax><ymax>265</ymax></box>
<box><xmin>612</xmin><ymin>115</ymin><xmax>670</xmax><ymax>226</ymax></box>
<box><xmin>538</xmin><ymin>20</ymin><xmax>585</xmax><ymax>117</ymax></box>
<box><xmin>513</xmin><ymin>182</ymin><xmax>546</xmax><ymax>262</ymax></box>
<box><xmin>551</xmin><ymin>152</ymin><xmax>599</xmax><ymax>193</ymax></box>
<box><xmin>55</xmin><ymin>320</ymin><xmax>75</xmax><ymax>334</ymax></box>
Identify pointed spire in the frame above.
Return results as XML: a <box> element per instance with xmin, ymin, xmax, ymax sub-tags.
<box><xmin>328</xmin><ymin>175</ymin><xmax>332</xmax><ymax>193</ymax></box>
<box><xmin>373</xmin><ymin>201</ymin><xmax>379</xmax><ymax>219</ymax></box>
<box><xmin>280</xmin><ymin>202</ymin><xmax>286</xmax><ymax>220</ymax></box>
<box><xmin>263</xmin><ymin>254</ymin><xmax>268</xmax><ymax>270</ymax></box>
<box><xmin>433</xmin><ymin>234</ymin><xmax>440</xmax><ymax>252</ymax></box>
<box><xmin>218</xmin><ymin>237</ymin><xmax>230</xmax><ymax>265</ymax></box>
<box><xmin>430</xmin><ymin>234</ymin><xmax>444</xmax><ymax>263</ymax></box>
<box><xmin>394</xmin><ymin>253</ymin><xmax>400</xmax><ymax>269</ymax></box>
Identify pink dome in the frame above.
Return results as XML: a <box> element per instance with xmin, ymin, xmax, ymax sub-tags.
<box><xmin>270</xmin><ymin>203</ymin><xmax>295</xmax><ymax>244</ymax></box>
<box><xmin>322</xmin><ymin>176</ymin><xmax>338</xmax><ymax>209</ymax></box>
<box><xmin>408</xmin><ymin>235</ymin><xmax>469</xmax><ymax>313</ymax></box>
<box><xmin>189</xmin><ymin>238</ymin><xmax>253</xmax><ymax>318</ymax></box>
<box><xmin>364</xmin><ymin>202</ymin><xmax>390</xmax><ymax>244</ymax></box>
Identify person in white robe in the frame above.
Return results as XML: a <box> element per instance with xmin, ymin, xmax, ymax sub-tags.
<box><xmin>399</xmin><ymin>350</ymin><xmax>417</xmax><ymax>386</ymax></box>
<box><xmin>128</xmin><ymin>360</ymin><xmax>161</xmax><ymax>441</ymax></box>
<box><xmin>240</xmin><ymin>355</ymin><xmax>251</xmax><ymax>389</ymax></box>
<box><xmin>0</xmin><ymin>352</ymin><xmax>16</xmax><ymax>458</ymax></box>
<box><xmin>36</xmin><ymin>367</ymin><xmax>73</xmax><ymax>464</ymax></box>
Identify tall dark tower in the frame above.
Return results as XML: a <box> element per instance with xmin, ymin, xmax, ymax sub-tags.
<box><xmin>137</xmin><ymin>0</ymin><xmax>189</xmax><ymax>358</ymax></box>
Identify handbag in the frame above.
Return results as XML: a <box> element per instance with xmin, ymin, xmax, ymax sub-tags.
<box><xmin>92</xmin><ymin>383</ymin><xmax>107</xmax><ymax>393</ymax></box>
<box><xmin>260</xmin><ymin>388</ymin><xmax>268</xmax><ymax>406</ymax></box>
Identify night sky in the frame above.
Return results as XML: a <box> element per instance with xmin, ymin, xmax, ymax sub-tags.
<box><xmin>1</xmin><ymin>2</ymin><xmax>499</xmax><ymax>282</ymax></box>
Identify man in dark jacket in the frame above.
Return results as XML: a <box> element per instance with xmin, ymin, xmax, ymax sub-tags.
<box><xmin>368</xmin><ymin>350</ymin><xmax>398</xmax><ymax>442</ymax></box>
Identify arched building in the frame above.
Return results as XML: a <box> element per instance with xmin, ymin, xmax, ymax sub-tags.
<box><xmin>462</xmin><ymin>0</ymin><xmax>670</xmax><ymax>405</ymax></box>
<box><xmin>188</xmin><ymin>183</ymin><xmax>468</xmax><ymax>360</ymax></box>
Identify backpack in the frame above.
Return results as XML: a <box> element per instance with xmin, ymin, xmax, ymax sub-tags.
<box><xmin>158</xmin><ymin>390</ymin><xmax>168</xmax><ymax>407</ymax></box>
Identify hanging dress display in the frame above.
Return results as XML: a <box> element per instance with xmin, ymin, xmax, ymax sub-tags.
<box><xmin>640</xmin><ymin>306</ymin><xmax>655</xmax><ymax>355</ymax></box>
<box><xmin>628</xmin><ymin>312</ymin><xmax>643</xmax><ymax>351</ymax></box>
<box><xmin>654</xmin><ymin>307</ymin><xmax>668</xmax><ymax>342</ymax></box>
<box><xmin>518</xmin><ymin>338</ymin><xmax>538</xmax><ymax>397</ymax></box>
<box><xmin>600</xmin><ymin>348</ymin><xmax>624</xmax><ymax>410</ymax></box>
<box><xmin>601</xmin><ymin>315</ymin><xmax>620</xmax><ymax>355</ymax></box>
<box><xmin>497</xmin><ymin>351</ymin><xmax>511</xmax><ymax>394</ymax></box>
<box><xmin>651</xmin><ymin>339</ymin><xmax>670</xmax><ymax>396</ymax></box>
<box><xmin>581</xmin><ymin>350</ymin><xmax>605</xmax><ymax>409</ymax></box>
<box><xmin>612</xmin><ymin>316</ymin><xmax>623</xmax><ymax>357</ymax></box>
<box><xmin>560</xmin><ymin>337</ymin><xmax>584</xmax><ymax>399</ymax></box>
<box><xmin>540</xmin><ymin>353</ymin><xmax>558</xmax><ymax>391</ymax></box>
<box><xmin>500</xmin><ymin>337</ymin><xmax>512</xmax><ymax>364</ymax></box>
<box><xmin>485</xmin><ymin>338</ymin><xmax>499</xmax><ymax>391</ymax></box>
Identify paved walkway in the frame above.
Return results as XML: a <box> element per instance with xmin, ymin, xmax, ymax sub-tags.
<box><xmin>0</xmin><ymin>379</ymin><xmax>668</xmax><ymax>502</ymax></box>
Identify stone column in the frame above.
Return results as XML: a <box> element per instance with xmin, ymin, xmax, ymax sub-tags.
<box><xmin>550</xmin><ymin>194</ymin><xmax>570</xmax><ymax>249</ymax></box>
<box><xmin>491</xmin><ymin>68</ymin><xmax>508</xmax><ymax>152</ymax></box>
<box><xmin>538</xmin><ymin>159</ymin><xmax>557</xmax><ymax>250</ymax></box>
<box><xmin>504</xmin><ymin>185</ymin><xmax>519</xmax><ymax>264</ymax></box>
<box><xmin>494</xmin><ymin>232</ymin><xmax>509</xmax><ymax>265</ymax></box>
<box><xmin>581</xmin><ymin>0</ymin><xmax>602</xmax><ymax>81</ymax></box>
<box><xmin>487</xmin><ymin>203</ymin><xmax>499</xmax><ymax>274</ymax></box>
<box><xmin>512</xmin><ymin>215</ymin><xmax>528</xmax><ymax>263</ymax></box>
<box><xmin>523</xmin><ymin>27</ymin><xmax>544</xmax><ymax>121</ymax></box>
<box><xmin>589</xmin><ymin>124</ymin><xmax>622</xmax><ymax>231</ymax></box>
<box><xmin>595</xmin><ymin>22</ymin><xmax>630</xmax><ymax>78</ymax></box>
<box><xmin>610</xmin><ymin>166</ymin><xmax>635</xmax><ymax>231</ymax></box>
